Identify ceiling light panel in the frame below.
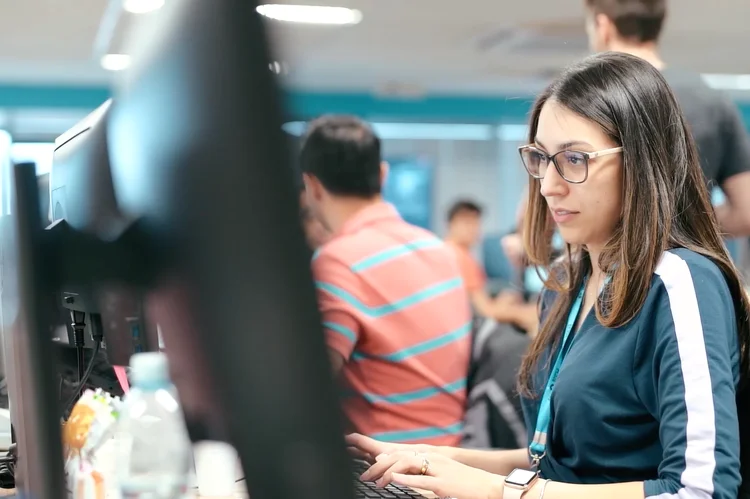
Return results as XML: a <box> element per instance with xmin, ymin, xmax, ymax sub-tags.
<box><xmin>256</xmin><ymin>4</ymin><xmax>362</xmax><ymax>25</ymax></box>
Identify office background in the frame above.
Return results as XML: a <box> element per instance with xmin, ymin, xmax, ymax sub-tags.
<box><xmin>5</xmin><ymin>87</ymin><xmax>749</xmax><ymax>240</ymax></box>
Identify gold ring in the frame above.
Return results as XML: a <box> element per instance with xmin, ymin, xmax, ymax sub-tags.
<box><xmin>420</xmin><ymin>457</ymin><xmax>430</xmax><ymax>475</ymax></box>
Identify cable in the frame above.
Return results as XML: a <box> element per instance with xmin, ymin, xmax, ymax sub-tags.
<box><xmin>70</xmin><ymin>311</ymin><xmax>87</xmax><ymax>382</ymax></box>
<box><xmin>62</xmin><ymin>340</ymin><xmax>101</xmax><ymax>419</ymax></box>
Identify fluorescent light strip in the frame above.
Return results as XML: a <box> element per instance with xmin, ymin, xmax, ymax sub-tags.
<box><xmin>101</xmin><ymin>53</ymin><xmax>131</xmax><ymax>71</ymax></box>
<box><xmin>701</xmin><ymin>74</ymin><xmax>750</xmax><ymax>91</ymax></box>
<box><xmin>256</xmin><ymin>4</ymin><xmax>362</xmax><ymax>25</ymax></box>
<box><xmin>123</xmin><ymin>0</ymin><xmax>164</xmax><ymax>14</ymax></box>
<box><xmin>283</xmin><ymin>122</ymin><xmax>494</xmax><ymax>141</ymax></box>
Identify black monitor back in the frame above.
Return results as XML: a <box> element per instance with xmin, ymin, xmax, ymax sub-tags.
<box><xmin>107</xmin><ymin>2</ymin><xmax>350</xmax><ymax>499</ymax></box>
<box><xmin>0</xmin><ymin>2</ymin><xmax>348</xmax><ymax>498</ymax></box>
<box><xmin>51</xmin><ymin>101</ymin><xmax>118</xmax><ymax>237</ymax></box>
<box><xmin>51</xmin><ymin>101</ymin><xmax>156</xmax><ymax>365</ymax></box>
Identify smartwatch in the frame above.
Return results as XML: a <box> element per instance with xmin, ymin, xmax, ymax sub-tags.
<box><xmin>503</xmin><ymin>468</ymin><xmax>540</xmax><ymax>499</ymax></box>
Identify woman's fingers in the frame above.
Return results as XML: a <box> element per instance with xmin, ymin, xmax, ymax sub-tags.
<box><xmin>346</xmin><ymin>446</ymin><xmax>373</xmax><ymax>462</ymax></box>
<box><xmin>360</xmin><ymin>450</ymin><xmax>419</xmax><ymax>481</ymax></box>
<box><xmin>391</xmin><ymin>473</ymin><xmax>441</xmax><ymax>495</ymax></box>
<box><xmin>345</xmin><ymin>433</ymin><xmax>389</xmax><ymax>457</ymax></box>
<box><xmin>360</xmin><ymin>453</ymin><xmax>401</xmax><ymax>482</ymax></box>
<box><xmin>376</xmin><ymin>455</ymin><xmax>434</xmax><ymax>488</ymax></box>
<box><xmin>363</xmin><ymin>451</ymin><xmax>446</xmax><ymax>486</ymax></box>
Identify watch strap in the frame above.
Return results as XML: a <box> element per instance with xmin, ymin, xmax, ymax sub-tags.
<box><xmin>502</xmin><ymin>485</ymin><xmax>525</xmax><ymax>499</ymax></box>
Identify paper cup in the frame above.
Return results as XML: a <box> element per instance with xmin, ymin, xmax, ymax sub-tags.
<box><xmin>193</xmin><ymin>441</ymin><xmax>239</xmax><ymax>498</ymax></box>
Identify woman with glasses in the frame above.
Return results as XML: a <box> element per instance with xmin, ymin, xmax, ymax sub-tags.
<box><xmin>348</xmin><ymin>52</ymin><xmax>749</xmax><ymax>499</ymax></box>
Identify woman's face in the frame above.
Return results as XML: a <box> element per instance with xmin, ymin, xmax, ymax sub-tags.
<box><xmin>534</xmin><ymin>100</ymin><xmax>623</xmax><ymax>250</ymax></box>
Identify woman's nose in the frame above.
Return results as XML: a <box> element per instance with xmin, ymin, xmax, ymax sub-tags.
<box><xmin>539</xmin><ymin>160</ymin><xmax>569</xmax><ymax>198</ymax></box>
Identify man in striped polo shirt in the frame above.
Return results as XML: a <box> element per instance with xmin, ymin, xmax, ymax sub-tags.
<box><xmin>300</xmin><ymin>115</ymin><xmax>472</xmax><ymax>446</ymax></box>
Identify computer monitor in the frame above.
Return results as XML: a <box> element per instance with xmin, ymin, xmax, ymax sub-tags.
<box><xmin>50</xmin><ymin>100</ymin><xmax>157</xmax><ymax>366</ymax></box>
<box><xmin>36</xmin><ymin>171</ymin><xmax>124</xmax><ymax>403</ymax></box>
<box><xmin>1</xmin><ymin>1</ymin><xmax>350</xmax><ymax>499</ymax></box>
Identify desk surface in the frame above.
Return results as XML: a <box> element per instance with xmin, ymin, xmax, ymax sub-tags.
<box><xmin>189</xmin><ymin>478</ymin><xmax>435</xmax><ymax>499</ymax></box>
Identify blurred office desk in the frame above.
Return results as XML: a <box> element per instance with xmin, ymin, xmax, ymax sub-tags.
<box><xmin>188</xmin><ymin>479</ymin><xmax>437</xmax><ymax>499</ymax></box>
<box><xmin>191</xmin><ymin>486</ymin><xmax>247</xmax><ymax>498</ymax></box>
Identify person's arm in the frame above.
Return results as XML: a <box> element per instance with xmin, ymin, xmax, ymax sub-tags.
<box><xmin>470</xmin><ymin>289</ymin><xmax>524</xmax><ymax>324</ymax></box>
<box><xmin>715</xmin><ymin>173</ymin><xmax>750</xmax><ymax>237</ymax></box>
<box><xmin>523</xmin><ymin>480</ymin><xmax>643</xmax><ymax>499</ymax></box>
<box><xmin>347</xmin><ymin>433</ymin><xmax>529</xmax><ymax>476</ymax></box>
<box><xmin>312</xmin><ymin>251</ymin><xmax>362</xmax><ymax>374</ymax></box>
<box><xmin>714</xmin><ymin>99</ymin><xmax>750</xmax><ymax>237</ymax></box>
<box><xmin>484</xmin><ymin>256</ymin><xmax>741</xmax><ymax>499</ymax></box>
<box><xmin>376</xmin><ymin>452</ymin><xmax>645</xmax><ymax>499</ymax></box>
<box><xmin>507</xmin><ymin>302</ymin><xmax>539</xmax><ymax>337</ymax></box>
<box><xmin>440</xmin><ymin>447</ymin><xmax>529</xmax><ymax>476</ymax></box>
<box><xmin>480</xmin><ymin>290</ymin><xmax>539</xmax><ymax>335</ymax></box>
<box><xmin>636</xmin><ymin>255</ymin><xmax>741</xmax><ymax>499</ymax></box>
<box><xmin>469</xmin><ymin>289</ymin><xmax>501</xmax><ymax>319</ymax></box>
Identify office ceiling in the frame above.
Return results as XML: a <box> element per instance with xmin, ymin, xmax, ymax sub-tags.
<box><xmin>0</xmin><ymin>0</ymin><xmax>108</xmax><ymax>84</ymax></box>
<box><xmin>0</xmin><ymin>0</ymin><xmax>747</xmax><ymax>96</ymax></box>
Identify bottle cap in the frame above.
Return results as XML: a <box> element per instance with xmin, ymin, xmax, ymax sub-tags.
<box><xmin>129</xmin><ymin>352</ymin><xmax>170</xmax><ymax>387</ymax></box>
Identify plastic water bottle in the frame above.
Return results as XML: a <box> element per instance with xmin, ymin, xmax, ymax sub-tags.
<box><xmin>116</xmin><ymin>352</ymin><xmax>191</xmax><ymax>499</ymax></box>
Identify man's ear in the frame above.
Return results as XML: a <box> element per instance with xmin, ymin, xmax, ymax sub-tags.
<box><xmin>596</xmin><ymin>13</ymin><xmax>617</xmax><ymax>48</ymax></box>
<box><xmin>302</xmin><ymin>173</ymin><xmax>323</xmax><ymax>200</ymax></box>
<box><xmin>379</xmin><ymin>161</ymin><xmax>389</xmax><ymax>189</ymax></box>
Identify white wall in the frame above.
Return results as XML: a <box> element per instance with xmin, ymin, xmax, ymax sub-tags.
<box><xmin>382</xmin><ymin>131</ymin><xmax>528</xmax><ymax>239</ymax></box>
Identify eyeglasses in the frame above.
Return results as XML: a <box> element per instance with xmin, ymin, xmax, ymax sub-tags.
<box><xmin>518</xmin><ymin>144</ymin><xmax>623</xmax><ymax>184</ymax></box>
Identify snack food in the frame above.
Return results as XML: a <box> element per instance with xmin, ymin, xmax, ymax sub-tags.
<box><xmin>62</xmin><ymin>389</ymin><xmax>121</xmax><ymax>499</ymax></box>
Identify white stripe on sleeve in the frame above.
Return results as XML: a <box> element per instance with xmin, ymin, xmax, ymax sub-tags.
<box><xmin>651</xmin><ymin>251</ymin><xmax>716</xmax><ymax>499</ymax></box>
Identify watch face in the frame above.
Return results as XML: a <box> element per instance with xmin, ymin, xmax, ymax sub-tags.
<box><xmin>506</xmin><ymin>469</ymin><xmax>537</xmax><ymax>487</ymax></box>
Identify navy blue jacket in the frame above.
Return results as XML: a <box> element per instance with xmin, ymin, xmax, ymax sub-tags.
<box><xmin>521</xmin><ymin>249</ymin><xmax>742</xmax><ymax>499</ymax></box>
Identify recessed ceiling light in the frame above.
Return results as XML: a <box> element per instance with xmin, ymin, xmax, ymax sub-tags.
<box><xmin>256</xmin><ymin>4</ymin><xmax>362</xmax><ymax>25</ymax></box>
<box><xmin>101</xmin><ymin>54</ymin><xmax>132</xmax><ymax>71</ymax></box>
<box><xmin>123</xmin><ymin>0</ymin><xmax>165</xmax><ymax>14</ymax></box>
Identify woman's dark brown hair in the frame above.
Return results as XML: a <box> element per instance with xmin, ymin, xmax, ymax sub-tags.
<box><xmin>518</xmin><ymin>52</ymin><xmax>750</xmax><ymax>397</ymax></box>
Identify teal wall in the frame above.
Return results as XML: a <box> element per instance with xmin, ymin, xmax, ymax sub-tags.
<box><xmin>286</xmin><ymin>91</ymin><xmax>536</xmax><ymax>122</ymax></box>
<box><xmin>0</xmin><ymin>85</ymin><xmax>111</xmax><ymax>109</ymax></box>
<box><xmin>0</xmin><ymin>84</ymin><xmax>748</xmax><ymax>128</ymax></box>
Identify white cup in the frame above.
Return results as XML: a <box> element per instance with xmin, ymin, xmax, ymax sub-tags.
<box><xmin>193</xmin><ymin>441</ymin><xmax>240</xmax><ymax>497</ymax></box>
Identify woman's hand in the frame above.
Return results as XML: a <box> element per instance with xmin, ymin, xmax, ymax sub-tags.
<box><xmin>360</xmin><ymin>450</ymin><xmax>505</xmax><ymax>499</ymax></box>
<box><xmin>345</xmin><ymin>433</ymin><xmax>436</xmax><ymax>464</ymax></box>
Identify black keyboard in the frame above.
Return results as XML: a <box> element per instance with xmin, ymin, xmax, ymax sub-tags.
<box><xmin>351</xmin><ymin>460</ymin><xmax>427</xmax><ymax>499</ymax></box>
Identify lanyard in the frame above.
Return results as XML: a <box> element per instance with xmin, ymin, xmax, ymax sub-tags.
<box><xmin>528</xmin><ymin>278</ymin><xmax>587</xmax><ymax>468</ymax></box>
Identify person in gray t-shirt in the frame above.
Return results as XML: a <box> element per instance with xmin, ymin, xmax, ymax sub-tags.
<box><xmin>584</xmin><ymin>0</ymin><xmax>750</xmax><ymax>237</ymax></box>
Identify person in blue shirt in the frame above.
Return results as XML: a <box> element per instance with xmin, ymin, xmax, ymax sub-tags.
<box><xmin>348</xmin><ymin>52</ymin><xmax>750</xmax><ymax>499</ymax></box>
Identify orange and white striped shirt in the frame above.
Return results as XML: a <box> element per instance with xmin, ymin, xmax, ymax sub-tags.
<box><xmin>312</xmin><ymin>202</ymin><xmax>471</xmax><ymax>445</ymax></box>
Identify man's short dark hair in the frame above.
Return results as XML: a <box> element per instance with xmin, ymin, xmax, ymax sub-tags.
<box><xmin>300</xmin><ymin>114</ymin><xmax>382</xmax><ymax>198</ymax></box>
<box><xmin>447</xmin><ymin>200</ymin><xmax>483</xmax><ymax>222</ymax></box>
<box><xmin>586</xmin><ymin>0</ymin><xmax>666</xmax><ymax>43</ymax></box>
